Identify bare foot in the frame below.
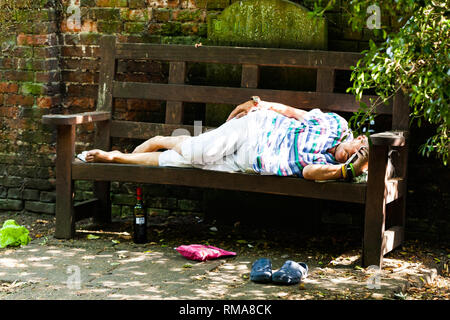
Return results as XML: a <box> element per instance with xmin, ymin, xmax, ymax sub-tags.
<box><xmin>85</xmin><ymin>149</ymin><xmax>121</xmax><ymax>163</ymax></box>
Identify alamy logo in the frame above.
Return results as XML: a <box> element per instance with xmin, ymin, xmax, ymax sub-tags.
<box><xmin>366</xmin><ymin>4</ymin><xmax>381</xmax><ymax>30</ymax></box>
<box><xmin>366</xmin><ymin>265</ymin><xmax>381</xmax><ymax>289</ymax></box>
<box><xmin>67</xmin><ymin>0</ymin><xmax>81</xmax><ymax>31</ymax></box>
<box><xmin>66</xmin><ymin>265</ymin><xmax>81</xmax><ymax>290</ymax></box>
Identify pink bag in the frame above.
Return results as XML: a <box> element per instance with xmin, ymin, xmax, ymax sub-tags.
<box><xmin>176</xmin><ymin>244</ymin><xmax>236</xmax><ymax>261</ymax></box>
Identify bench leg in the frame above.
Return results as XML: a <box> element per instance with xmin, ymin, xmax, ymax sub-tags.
<box><xmin>94</xmin><ymin>181</ymin><xmax>111</xmax><ymax>224</ymax></box>
<box><xmin>55</xmin><ymin>125</ymin><xmax>76</xmax><ymax>239</ymax></box>
<box><xmin>363</xmin><ymin>145</ymin><xmax>388</xmax><ymax>268</ymax></box>
<box><xmin>93</xmin><ymin>120</ymin><xmax>112</xmax><ymax>225</ymax></box>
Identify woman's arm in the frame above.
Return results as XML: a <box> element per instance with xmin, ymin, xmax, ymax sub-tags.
<box><xmin>302</xmin><ymin>164</ymin><xmax>343</xmax><ymax>180</ymax></box>
<box><xmin>227</xmin><ymin>98</ymin><xmax>308</xmax><ymax>122</ymax></box>
<box><xmin>302</xmin><ymin>150</ymin><xmax>369</xmax><ymax>181</ymax></box>
<box><xmin>260</xmin><ymin>100</ymin><xmax>307</xmax><ymax>122</ymax></box>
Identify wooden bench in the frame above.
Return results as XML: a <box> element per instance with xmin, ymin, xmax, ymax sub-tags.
<box><xmin>42</xmin><ymin>35</ymin><xmax>409</xmax><ymax>268</ymax></box>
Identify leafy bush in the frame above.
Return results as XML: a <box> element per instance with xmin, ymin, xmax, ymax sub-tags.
<box><xmin>311</xmin><ymin>0</ymin><xmax>449</xmax><ymax>164</ymax></box>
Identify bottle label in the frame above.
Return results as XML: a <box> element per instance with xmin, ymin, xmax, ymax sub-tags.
<box><xmin>135</xmin><ymin>217</ymin><xmax>145</xmax><ymax>225</ymax></box>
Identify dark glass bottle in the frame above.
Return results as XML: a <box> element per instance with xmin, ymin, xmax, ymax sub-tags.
<box><xmin>133</xmin><ymin>187</ymin><xmax>147</xmax><ymax>244</ymax></box>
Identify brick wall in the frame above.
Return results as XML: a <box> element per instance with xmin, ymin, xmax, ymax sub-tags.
<box><xmin>0</xmin><ymin>1</ymin><xmax>60</xmax><ymax>215</ymax></box>
<box><xmin>0</xmin><ymin>0</ymin><xmax>448</xmax><ymax>241</ymax></box>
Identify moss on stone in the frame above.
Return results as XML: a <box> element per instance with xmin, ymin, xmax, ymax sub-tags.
<box><xmin>196</xmin><ymin>0</ymin><xmax>231</xmax><ymax>10</ymax></box>
<box><xmin>208</xmin><ymin>0</ymin><xmax>327</xmax><ymax>49</ymax></box>
<box><xmin>175</xmin><ymin>9</ymin><xmax>204</xmax><ymax>23</ymax></box>
<box><xmin>160</xmin><ymin>22</ymin><xmax>182</xmax><ymax>36</ymax></box>
<box><xmin>204</xmin><ymin>0</ymin><xmax>327</xmax><ymax>126</ymax></box>
<box><xmin>124</xmin><ymin>22</ymin><xmax>146</xmax><ymax>34</ymax></box>
<box><xmin>90</xmin><ymin>8</ymin><xmax>121</xmax><ymax>21</ymax></box>
<box><xmin>97</xmin><ymin>21</ymin><xmax>123</xmax><ymax>34</ymax></box>
<box><xmin>20</xmin><ymin>83</ymin><xmax>46</xmax><ymax>96</ymax></box>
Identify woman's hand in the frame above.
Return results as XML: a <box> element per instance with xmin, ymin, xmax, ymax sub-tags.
<box><xmin>227</xmin><ymin>98</ymin><xmax>307</xmax><ymax>122</ymax></box>
<box><xmin>226</xmin><ymin>99</ymin><xmax>260</xmax><ymax>121</ymax></box>
<box><xmin>352</xmin><ymin>147</ymin><xmax>369</xmax><ymax>176</ymax></box>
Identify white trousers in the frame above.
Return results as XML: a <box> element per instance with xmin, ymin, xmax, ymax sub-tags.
<box><xmin>158</xmin><ymin>111</ymin><xmax>263</xmax><ymax>173</ymax></box>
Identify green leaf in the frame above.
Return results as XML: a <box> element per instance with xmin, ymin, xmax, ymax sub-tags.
<box><xmin>0</xmin><ymin>220</ymin><xmax>31</xmax><ymax>248</ymax></box>
<box><xmin>394</xmin><ymin>292</ymin><xmax>407</xmax><ymax>300</ymax></box>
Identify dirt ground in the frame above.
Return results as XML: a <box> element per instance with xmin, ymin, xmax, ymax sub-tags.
<box><xmin>0</xmin><ymin>211</ymin><xmax>448</xmax><ymax>300</ymax></box>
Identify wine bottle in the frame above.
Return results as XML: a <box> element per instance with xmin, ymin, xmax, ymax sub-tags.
<box><xmin>133</xmin><ymin>187</ymin><xmax>147</xmax><ymax>244</ymax></box>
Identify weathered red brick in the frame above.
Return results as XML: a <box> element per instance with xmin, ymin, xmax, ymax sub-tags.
<box><xmin>37</xmin><ymin>95</ymin><xmax>61</xmax><ymax>108</ymax></box>
<box><xmin>114</xmin><ymin>98</ymin><xmax>128</xmax><ymax>111</ymax></box>
<box><xmin>0</xmin><ymin>82</ymin><xmax>19</xmax><ymax>93</ymax></box>
<box><xmin>66</xmin><ymin>84</ymin><xmax>98</xmax><ymax>97</ymax></box>
<box><xmin>17</xmin><ymin>34</ymin><xmax>57</xmax><ymax>46</ymax></box>
<box><xmin>153</xmin><ymin>9</ymin><xmax>171</xmax><ymax>22</ymax></box>
<box><xmin>11</xmin><ymin>46</ymin><xmax>34</xmax><ymax>58</ymax></box>
<box><xmin>2</xmin><ymin>70</ymin><xmax>35</xmax><ymax>82</ymax></box>
<box><xmin>4</xmin><ymin>94</ymin><xmax>35</xmax><ymax>106</ymax></box>
<box><xmin>65</xmin><ymin>96</ymin><xmax>96</xmax><ymax>109</ymax></box>
<box><xmin>35</xmin><ymin>71</ymin><xmax>62</xmax><ymax>83</ymax></box>
<box><xmin>96</xmin><ymin>0</ymin><xmax>128</xmax><ymax>7</ymax></box>
<box><xmin>33</xmin><ymin>46</ymin><xmax>59</xmax><ymax>59</ymax></box>
<box><xmin>62</xmin><ymin>70</ymin><xmax>98</xmax><ymax>83</ymax></box>
<box><xmin>0</xmin><ymin>107</ymin><xmax>20</xmax><ymax>118</ymax></box>
<box><xmin>147</xmin><ymin>23</ymin><xmax>162</xmax><ymax>34</ymax></box>
<box><xmin>61</xmin><ymin>58</ymin><xmax>98</xmax><ymax>71</ymax></box>
<box><xmin>14</xmin><ymin>58</ymin><xmax>59</xmax><ymax>72</ymax></box>
<box><xmin>0</xmin><ymin>57</ymin><xmax>14</xmax><ymax>69</ymax></box>
<box><xmin>61</xmin><ymin>46</ymin><xmax>100</xmax><ymax>58</ymax></box>
<box><xmin>82</xmin><ymin>20</ymin><xmax>99</xmax><ymax>33</ymax></box>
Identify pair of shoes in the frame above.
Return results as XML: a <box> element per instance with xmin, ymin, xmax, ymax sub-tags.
<box><xmin>250</xmin><ymin>258</ymin><xmax>308</xmax><ymax>285</ymax></box>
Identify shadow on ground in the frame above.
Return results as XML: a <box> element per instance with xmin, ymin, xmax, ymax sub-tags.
<box><xmin>0</xmin><ymin>212</ymin><xmax>448</xmax><ymax>300</ymax></box>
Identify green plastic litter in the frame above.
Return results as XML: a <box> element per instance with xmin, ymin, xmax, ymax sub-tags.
<box><xmin>0</xmin><ymin>219</ymin><xmax>31</xmax><ymax>248</ymax></box>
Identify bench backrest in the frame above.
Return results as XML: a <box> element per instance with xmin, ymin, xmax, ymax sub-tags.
<box><xmin>95</xmin><ymin>35</ymin><xmax>409</xmax><ymax>146</ymax></box>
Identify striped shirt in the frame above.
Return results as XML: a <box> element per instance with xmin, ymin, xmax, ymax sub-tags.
<box><xmin>252</xmin><ymin>108</ymin><xmax>353</xmax><ymax>177</ymax></box>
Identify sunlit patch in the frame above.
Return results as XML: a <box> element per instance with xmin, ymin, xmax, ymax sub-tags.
<box><xmin>0</xmin><ymin>258</ymin><xmax>27</xmax><ymax>268</ymax></box>
<box><xmin>329</xmin><ymin>254</ymin><xmax>360</xmax><ymax>266</ymax></box>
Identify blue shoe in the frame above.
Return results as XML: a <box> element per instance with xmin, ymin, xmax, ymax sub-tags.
<box><xmin>250</xmin><ymin>258</ymin><xmax>272</xmax><ymax>283</ymax></box>
<box><xmin>272</xmin><ymin>260</ymin><xmax>308</xmax><ymax>285</ymax></box>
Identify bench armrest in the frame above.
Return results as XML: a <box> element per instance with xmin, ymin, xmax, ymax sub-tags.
<box><xmin>42</xmin><ymin>111</ymin><xmax>111</xmax><ymax>125</ymax></box>
<box><xmin>370</xmin><ymin>130</ymin><xmax>408</xmax><ymax>147</ymax></box>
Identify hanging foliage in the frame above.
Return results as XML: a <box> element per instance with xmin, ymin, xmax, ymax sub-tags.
<box><xmin>310</xmin><ymin>0</ymin><xmax>449</xmax><ymax>165</ymax></box>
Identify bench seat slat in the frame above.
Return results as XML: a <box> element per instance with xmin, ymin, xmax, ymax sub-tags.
<box><xmin>72</xmin><ymin>162</ymin><xmax>367</xmax><ymax>204</ymax></box>
<box><xmin>113</xmin><ymin>81</ymin><xmax>392</xmax><ymax>114</ymax></box>
<box><xmin>115</xmin><ymin>43</ymin><xmax>361</xmax><ymax>70</ymax></box>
